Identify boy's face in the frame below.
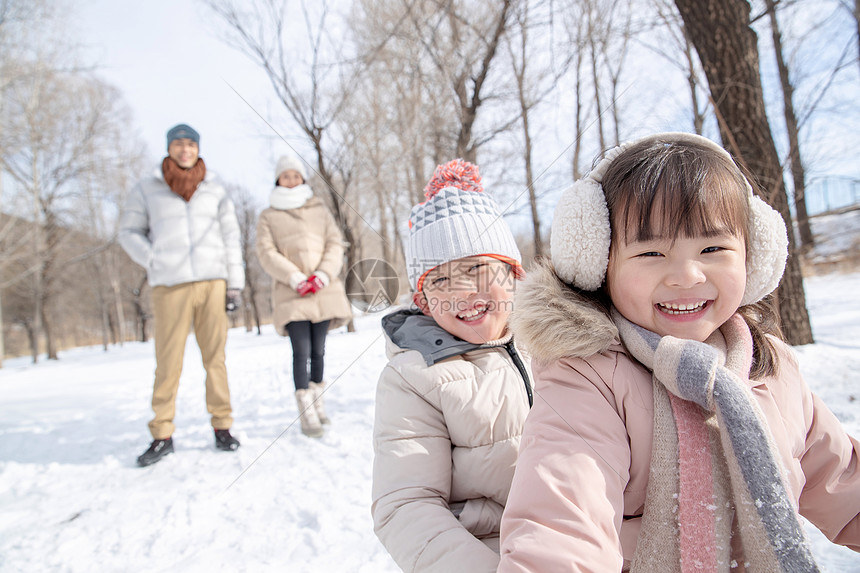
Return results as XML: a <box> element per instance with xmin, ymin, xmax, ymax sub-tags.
<box><xmin>416</xmin><ymin>255</ymin><xmax>516</xmax><ymax>344</ymax></box>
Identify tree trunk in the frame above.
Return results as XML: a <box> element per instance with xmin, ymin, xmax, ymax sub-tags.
<box><xmin>111</xmin><ymin>273</ymin><xmax>125</xmax><ymax>346</ymax></box>
<box><xmin>0</xmin><ymin>290</ymin><xmax>4</xmax><ymax>367</ymax></box>
<box><xmin>452</xmin><ymin>0</ymin><xmax>512</xmax><ymax>161</ymax></box>
<box><xmin>765</xmin><ymin>0</ymin><xmax>813</xmax><ymax>249</ymax></box>
<box><xmin>41</xmin><ymin>299</ymin><xmax>57</xmax><ymax>360</ymax></box>
<box><xmin>588</xmin><ymin>25</ymin><xmax>606</xmax><ymax>151</ymax></box>
<box><xmin>315</xmin><ymin>149</ymin><xmax>357</xmax><ymax>333</ymax></box>
<box><xmin>132</xmin><ymin>276</ymin><xmax>148</xmax><ymax>342</ymax></box>
<box><xmin>673</xmin><ymin>0</ymin><xmax>813</xmax><ymax>345</ymax></box>
<box><xmin>510</xmin><ymin>3</ymin><xmax>543</xmax><ymax>258</ymax></box>
<box><xmin>31</xmin><ymin>153</ymin><xmax>42</xmax><ymax>364</ymax></box>
<box><xmin>682</xmin><ymin>26</ymin><xmax>705</xmax><ymax>134</ymax></box>
<box><xmin>523</xmin><ymin>111</ymin><xmax>543</xmax><ymax>258</ymax></box>
<box><xmin>856</xmin><ymin>0</ymin><xmax>860</xmax><ymax>77</ymax></box>
<box><xmin>92</xmin><ymin>259</ymin><xmax>110</xmax><ymax>351</ymax></box>
<box><xmin>573</xmin><ymin>39</ymin><xmax>585</xmax><ymax>180</ymax></box>
<box><xmin>25</xmin><ymin>319</ymin><xmax>37</xmax><ymax>362</ymax></box>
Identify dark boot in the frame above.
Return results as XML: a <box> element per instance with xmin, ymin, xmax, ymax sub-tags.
<box><xmin>214</xmin><ymin>429</ymin><xmax>240</xmax><ymax>451</ymax></box>
<box><xmin>136</xmin><ymin>437</ymin><xmax>174</xmax><ymax>467</ymax></box>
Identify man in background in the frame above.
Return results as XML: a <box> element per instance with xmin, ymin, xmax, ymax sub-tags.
<box><xmin>119</xmin><ymin>123</ymin><xmax>244</xmax><ymax>467</ymax></box>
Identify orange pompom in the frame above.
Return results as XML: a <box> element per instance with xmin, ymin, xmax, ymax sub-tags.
<box><xmin>423</xmin><ymin>159</ymin><xmax>483</xmax><ymax>199</ymax></box>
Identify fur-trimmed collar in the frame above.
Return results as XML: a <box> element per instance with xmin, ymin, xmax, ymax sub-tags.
<box><xmin>510</xmin><ymin>260</ymin><xmax>618</xmax><ymax>363</ymax></box>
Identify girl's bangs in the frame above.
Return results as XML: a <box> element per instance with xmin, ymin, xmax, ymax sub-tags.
<box><xmin>604</xmin><ymin>141</ymin><xmax>751</xmax><ymax>245</ymax></box>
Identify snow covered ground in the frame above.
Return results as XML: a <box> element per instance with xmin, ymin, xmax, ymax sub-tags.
<box><xmin>1</xmin><ymin>270</ymin><xmax>860</xmax><ymax>572</ymax></box>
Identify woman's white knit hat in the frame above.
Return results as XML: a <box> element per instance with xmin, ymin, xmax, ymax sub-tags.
<box><xmin>550</xmin><ymin>132</ymin><xmax>788</xmax><ymax>306</ymax></box>
<box><xmin>275</xmin><ymin>155</ymin><xmax>308</xmax><ymax>183</ymax></box>
<box><xmin>406</xmin><ymin>159</ymin><xmax>522</xmax><ymax>291</ymax></box>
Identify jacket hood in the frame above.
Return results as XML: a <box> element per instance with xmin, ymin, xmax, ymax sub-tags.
<box><xmin>510</xmin><ymin>260</ymin><xmax>618</xmax><ymax>363</ymax></box>
<box><xmin>382</xmin><ymin>308</ymin><xmax>483</xmax><ymax>366</ymax></box>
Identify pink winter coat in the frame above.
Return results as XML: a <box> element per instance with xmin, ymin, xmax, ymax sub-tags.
<box><xmin>498</xmin><ymin>263</ymin><xmax>860</xmax><ymax>572</ymax></box>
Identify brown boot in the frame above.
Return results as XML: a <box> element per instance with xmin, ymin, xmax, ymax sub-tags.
<box><xmin>309</xmin><ymin>381</ymin><xmax>330</xmax><ymax>424</ymax></box>
<box><xmin>295</xmin><ymin>388</ymin><xmax>324</xmax><ymax>438</ymax></box>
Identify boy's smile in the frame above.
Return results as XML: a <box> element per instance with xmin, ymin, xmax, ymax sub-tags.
<box><xmin>607</xmin><ymin>231</ymin><xmax>746</xmax><ymax>342</ymax></box>
<box><xmin>418</xmin><ymin>256</ymin><xmax>516</xmax><ymax>344</ymax></box>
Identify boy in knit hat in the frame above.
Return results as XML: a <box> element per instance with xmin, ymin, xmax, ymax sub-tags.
<box><xmin>371</xmin><ymin>159</ymin><xmax>533</xmax><ymax>572</ymax></box>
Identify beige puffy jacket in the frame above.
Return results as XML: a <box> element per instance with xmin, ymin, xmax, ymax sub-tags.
<box><xmin>372</xmin><ymin>309</ymin><xmax>533</xmax><ymax>572</ymax></box>
<box><xmin>498</xmin><ymin>263</ymin><xmax>860</xmax><ymax>572</ymax></box>
<box><xmin>255</xmin><ymin>196</ymin><xmax>352</xmax><ymax>333</ymax></box>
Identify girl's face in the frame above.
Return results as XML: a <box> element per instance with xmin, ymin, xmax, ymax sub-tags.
<box><xmin>278</xmin><ymin>169</ymin><xmax>304</xmax><ymax>189</ymax></box>
<box><xmin>417</xmin><ymin>256</ymin><xmax>516</xmax><ymax>344</ymax></box>
<box><xmin>607</xmin><ymin>229</ymin><xmax>746</xmax><ymax>342</ymax></box>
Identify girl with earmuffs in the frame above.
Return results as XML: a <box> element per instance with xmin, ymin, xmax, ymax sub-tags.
<box><xmin>498</xmin><ymin>133</ymin><xmax>860</xmax><ymax>571</ymax></box>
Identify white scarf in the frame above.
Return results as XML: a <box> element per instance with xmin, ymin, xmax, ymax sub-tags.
<box><xmin>269</xmin><ymin>184</ymin><xmax>314</xmax><ymax>210</ymax></box>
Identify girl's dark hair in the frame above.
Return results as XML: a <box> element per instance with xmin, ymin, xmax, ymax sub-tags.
<box><xmin>596</xmin><ymin>137</ymin><xmax>782</xmax><ymax>379</ymax></box>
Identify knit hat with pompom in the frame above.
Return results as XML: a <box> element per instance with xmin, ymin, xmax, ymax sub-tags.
<box><xmin>406</xmin><ymin>159</ymin><xmax>523</xmax><ymax>291</ymax></box>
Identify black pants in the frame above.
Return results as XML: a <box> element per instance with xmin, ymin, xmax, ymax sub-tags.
<box><xmin>285</xmin><ymin>320</ymin><xmax>330</xmax><ymax>390</ymax></box>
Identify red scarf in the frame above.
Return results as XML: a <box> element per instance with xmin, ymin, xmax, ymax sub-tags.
<box><xmin>162</xmin><ymin>156</ymin><xmax>206</xmax><ymax>201</ymax></box>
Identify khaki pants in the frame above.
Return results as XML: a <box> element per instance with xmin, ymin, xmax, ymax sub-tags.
<box><xmin>148</xmin><ymin>280</ymin><xmax>233</xmax><ymax>439</ymax></box>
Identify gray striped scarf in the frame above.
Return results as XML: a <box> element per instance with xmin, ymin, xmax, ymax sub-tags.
<box><xmin>612</xmin><ymin>308</ymin><xmax>819</xmax><ymax>573</ymax></box>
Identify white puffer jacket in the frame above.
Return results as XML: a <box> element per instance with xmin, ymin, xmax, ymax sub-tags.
<box><xmin>372</xmin><ymin>309</ymin><xmax>533</xmax><ymax>573</ymax></box>
<box><xmin>119</xmin><ymin>166</ymin><xmax>245</xmax><ymax>290</ymax></box>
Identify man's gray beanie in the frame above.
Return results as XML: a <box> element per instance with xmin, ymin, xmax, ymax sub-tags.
<box><xmin>166</xmin><ymin>124</ymin><xmax>200</xmax><ymax>150</ymax></box>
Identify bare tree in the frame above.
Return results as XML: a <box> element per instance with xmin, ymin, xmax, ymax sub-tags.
<box><xmin>557</xmin><ymin>0</ymin><xmax>591</xmax><ymax>180</ymax></box>
<box><xmin>586</xmin><ymin>2</ymin><xmax>607</xmax><ymax>151</ymax></box>
<box><xmin>674</xmin><ymin>0</ymin><xmax>813</xmax><ymax>345</ymax></box>
<box><xmin>763</xmin><ymin>0</ymin><xmax>814</xmax><ymax>249</ymax></box>
<box><xmin>506</xmin><ymin>0</ymin><xmax>576</xmax><ymax>257</ymax></box>
<box><xmin>602</xmin><ymin>0</ymin><xmax>633</xmax><ymax>146</ymax></box>
<box><xmin>396</xmin><ymin>0</ymin><xmax>516</xmax><ymax>163</ymax></box>
<box><xmin>228</xmin><ymin>183</ymin><xmax>268</xmax><ymax>335</ymax></box>
<box><xmin>1</xmin><ymin>71</ymin><xmax>139</xmax><ymax>360</ymax></box>
<box><xmin>509</xmin><ymin>1</ymin><xmax>543</xmax><ymax>257</ymax></box>
<box><xmin>77</xmin><ymin>83</ymin><xmax>147</xmax><ymax>350</ymax></box>
<box><xmin>835</xmin><ymin>0</ymin><xmax>860</xmax><ymax>74</ymax></box>
<box><xmin>0</xmin><ymin>0</ymin><xmax>54</xmax><ymax>365</ymax></box>
<box><xmin>204</xmin><ymin>0</ymin><xmax>363</xmax><ymax>309</ymax></box>
<box><xmin>646</xmin><ymin>0</ymin><xmax>711</xmax><ymax>133</ymax></box>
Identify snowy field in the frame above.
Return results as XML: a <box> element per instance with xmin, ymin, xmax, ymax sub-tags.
<box><xmin>1</xmin><ymin>270</ymin><xmax>860</xmax><ymax>572</ymax></box>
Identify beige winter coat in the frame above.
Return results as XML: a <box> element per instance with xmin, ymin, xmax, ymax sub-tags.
<box><xmin>255</xmin><ymin>196</ymin><xmax>352</xmax><ymax>333</ymax></box>
<box><xmin>498</xmin><ymin>263</ymin><xmax>860</xmax><ymax>572</ymax></box>
<box><xmin>372</xmin><ymin>309</ymin><xmax>533</xmax><ymax>573</ymax></box>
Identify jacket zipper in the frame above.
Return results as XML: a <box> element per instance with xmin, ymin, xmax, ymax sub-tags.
<box><xmin>504</xmin><ymin>340</ymin><xmax>533</xmax><ymax>408</ymax></box>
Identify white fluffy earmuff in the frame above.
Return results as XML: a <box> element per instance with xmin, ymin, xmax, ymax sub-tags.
<box><xmin>550</xmin><ymin>132</ymin><xmax>788</xmax><ymax>306</ymax></box>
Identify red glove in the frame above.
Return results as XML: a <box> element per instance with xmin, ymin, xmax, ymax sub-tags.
<box><xmin>307</xmin><ymin>274</ymin><xmax>325</xmax><ymax>293</ymax></box>
<box><xmin>297</xmin><ymin>275</ymin><xmax>325</xmax><ymax>296</ymax></box>
<box><xmin>297</xmin><ymin>280</ymin><xmax>313</xmax><ymax>297</ymax></box>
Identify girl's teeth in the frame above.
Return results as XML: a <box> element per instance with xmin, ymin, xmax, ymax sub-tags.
<box><xmin>659</xmin><ymin>301</ymin><xmax>706</xmax><ymax>314</ymax></box>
